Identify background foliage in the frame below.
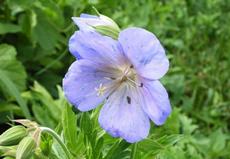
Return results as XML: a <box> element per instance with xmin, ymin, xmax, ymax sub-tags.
<box><xmin>0</xmin><ymin>0</ymin><xmax>229</xmax><ymax>158</ymax></box>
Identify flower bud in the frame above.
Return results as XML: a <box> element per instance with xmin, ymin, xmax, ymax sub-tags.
<box><xmin>16</xmin><ymin>136</ymin><xmax>36</xmax><ymax>159</ymax></box>
<box><xmin>0</xmin><ymin>126</ymin><xmax>27</xmax><ymax>146</ymax></box>
<box><xmin>72</xmin><ymin>13</ymin><xmax>120</xmax><ymax>39</ymax></box>
<box><xmin>0</xmin><ymin>145</ymin><xmax>17</xmax><ymax>157</ymax></box>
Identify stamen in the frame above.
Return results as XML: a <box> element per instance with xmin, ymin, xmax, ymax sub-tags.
<box><xmin>104</xmin><ymin>77</ymin><xmax>116</xmax><ymax>80</ymax></box>
<box><xmin>123</xmin><ymin>65</ymin><xmax>131</xmax><ymax>76</ymax></box>
<box><xmin>126</xmin><ymin>77</ymin><xmax>143</xmax><ymax>87</ymax></box>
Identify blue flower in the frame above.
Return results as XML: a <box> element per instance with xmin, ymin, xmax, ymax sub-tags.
<box><xmin>63</xmin><ymin>23</ymin><xmax>171</xmax><ymax>143</ymax></box>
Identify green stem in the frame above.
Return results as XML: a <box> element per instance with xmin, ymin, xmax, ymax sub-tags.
<box><xmin>40</xmin><ymin>127</ymin><xmax>72</xmax><ymax>159</ymax></box>
<box><xmin>130</xmin><ymin>143</ymin><xmax>138</xmax><ymax>159</ymax></box>
<box><xmin>92</xmin><ymin>6</ymin><xmax>100</xmax><ymax>16</ymax></box>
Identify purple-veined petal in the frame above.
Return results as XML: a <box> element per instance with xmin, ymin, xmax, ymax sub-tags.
<box><xmin>63</xmin><ymin>60</ymin><xmax>116</xmax><ymax>111</ymax></box>
<box><xmin>99</xmin><ymin>83</ymin><xmax>150</xmax><ymax>143</ymax></box>
<box><xmin>69</xmin><ymin>30</ymin><xmax>126</xmax><ymax>66</ymax></box>
<box><xmin>118</xmin><ymin>27</ymin><xmax>169</xmax><ymax>80</ymax></box>
<box><xmin>140</xmin><ymin>80</ymin><xmax>171</xmax><ymax>125</ymax></box>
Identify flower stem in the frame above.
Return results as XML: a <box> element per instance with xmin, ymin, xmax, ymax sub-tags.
<box><xmin>40</xmin><ymin>127</ymin><xmax>72</xmax><ymax>159</ymax></box>
<box><xmin>130</xmin><ymin>143</ymin><xmax>138</xmax><ymax>159</ymax></box>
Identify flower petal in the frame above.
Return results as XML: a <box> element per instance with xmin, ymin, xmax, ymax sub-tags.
<box><xmin>63</xmin><ymin>60</ymin><xmax>115</xmax><ymax>111</ymax></box>
<box><xmin>69</xmin><ymin>30</ymin><xmax>126</xmax><ymax>66</ymax></box>
<box><xmin>98</xmin><ymin>84</ymin><xmax>150</xmax><ymax>143</ymax></box>
<box><xmin>72</xmin><ymin>15</ymin><xmax>99</xmax><ymax>31</ymax></box>
<box><xmin>69</xmin><ymin>31</ymin><xmax>82</xmax><ymax>59</ymax></box>
<box><xmin>140</xmin><ymin>80</ymin><xmax>171</xmax><ymax>125</ymax></box>
<box><xmin>118</xmin><ymin>27</ymin><xmax>169</xmax><ymax>80</ymax></box>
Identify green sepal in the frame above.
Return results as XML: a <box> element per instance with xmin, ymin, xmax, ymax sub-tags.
<box><xmin>94</xmin><ymin>25</ymin><xmax>120</xmax><ymax>39</ymax></box>
<box><xmin>16</xmin><ymin>136</ymin><xmax>36</xmax><ymax>159</ymax></box>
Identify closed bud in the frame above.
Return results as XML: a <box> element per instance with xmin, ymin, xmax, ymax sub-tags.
<box><xmin>0</xmin><ymin>145</ymin><xmax>17</xmax><ymax>157</ymax></box>
<box><xmin>16</xmin><ymin>136</ymin><xmax>36</xmax><ymax>159</ymax></box>
<box><xmin>72</xmin><ymin>13</ymin><xmax>120</xmax><ymax>39</ymax></box>
<box><xmin>0</xmin><ymin>126</ymin><xmax>27</xmax><ymax>146</ymax></box>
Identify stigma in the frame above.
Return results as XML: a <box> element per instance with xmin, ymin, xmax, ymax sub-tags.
<box><xmin>95</xmin><ymin>83</ymin><xmax>107</xmax><ymax>96</ymax></box>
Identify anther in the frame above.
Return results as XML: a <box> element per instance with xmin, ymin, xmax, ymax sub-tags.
<box><xmin>126</xmin><ymin>96</ymin><xmax>131</xmax><ymax>104</ymax></box>
<box><xmin>126</xmin><ymin>77</ymin><xmax>143</xmax><ymax>87</ymax></box>
<box><xmin>140</xmin><ymin>83</ymin><xmax>143</xmax><ymax>87</ymax></box>
<box><xmin>104</xmin><ymin>77</ymin><xmax>116</xmax><ymax>80</ymax></box>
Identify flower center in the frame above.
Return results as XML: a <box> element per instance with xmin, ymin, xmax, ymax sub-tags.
<box><xmin>95</xmin><ymin>64</ymin><xmax>143</xmax><ymax>97</ymax></box>
<box><xmin>119</xmin><ymin>65</ymin><xmax>142</xmax><ymax>87</ymax></box>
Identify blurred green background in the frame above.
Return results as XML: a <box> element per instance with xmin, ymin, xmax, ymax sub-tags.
<box><xmin>0</xmin><ymin>0</ymin><xmax>230</xmax><ymax>158</ymax></box>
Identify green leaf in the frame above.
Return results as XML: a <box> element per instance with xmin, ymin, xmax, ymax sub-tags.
<box><xmin>31</xmin><ymin>9</ymin><xmax>64</xmax><ymax>50</ymax></box>
<box><xmin>0</xmin><ymin>44</ymin><xmax>31</xmax><ymax>119</ymax></box>
<box><xmin>138</xmin><ymin>134</ymin><xmax>183</xmax><ymax>157</ymax></box>
<box><xmin>62</xmin><ymin>103</ymin><xmax>78</xmax><ymax>156</ymax></box>
<box><xmin>0</xmin><ymin>102</ymin><xmax>22</xmax><ymax>115</ymax></box>
<box><xmin>209</xmin><ymin>129</ymin><xmax>227</xmax><ymax>155</ymax></box>
<box><xmin>0</xmin><ymin>44</ymin><xmax>27</xmax><ymax>92</ymax></box>
<box><xmin>0</xmin><ymin>23</ymin><xmax>21</xmax><ymax>34</ymax></box>
<box><xmin>130</xmin><ymin>143</ymin><xmax>138</xmax><ymax>159</ymax></box>
<box><xmin>104</xmin><ymin>140</ymin><xmax>130</xmax><ymax>159</ymax></box>
<box><xmin>31</xmin><ymin>103</ymin><xmax>56</xmax><ymax>128</ymax></box>
<box><xmin>179</xmin><ymin>115</ymin><xmax>198</xmax><ymax>135</ymax></box>
<box><xmin>18</xmin><ymin>10</ymin><xmax>37</xmax><ymax>38</ymax></box>
<box><xmin>6</xmin><ymin>0</ymin><xmax>32</xmax><ymax>15</ymax></box>
<box><xmin>93</xmin><ymin>137</ymin><xmax>104</xmax><ymax>159</ymax></box>
<box><xmin>0</xmin><ymin>72</ymin><xmax>31</xmax><ymax>119</ymax></box>
<box><xmin>29</xmin><ymin>81</ymin><xmax>62</xmax><ymax>127</ymax></box>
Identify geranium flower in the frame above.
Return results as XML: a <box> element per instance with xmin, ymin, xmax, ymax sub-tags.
<box><xmin>63</xmin><ymin>16</ymin><xmax>171</xmax><ymax>143</ymax></box>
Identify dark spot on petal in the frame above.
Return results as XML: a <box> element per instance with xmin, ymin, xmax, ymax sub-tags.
<box><xmin>106</xmin><ymin>96</ymin><xmax>109</xmax><ymax>100</ymax></box>
<box><xmin>110</xmin><ymin>77</ymin><xmax>116</xmax><ymax>80</ymax></box>
<box><xmin>126</xmin><ymin>96</ymin><xmax>131</xmax><ymax>104</ymax></box>
<box><xmin>130</xmin><ymin>65</ymin><xmax>134</xmax><ymax>68</ymax></box>
<box><xmin>140</xmin><ymin>83</ymin><xmax>143</xmax><ymax>87</ymax></box>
